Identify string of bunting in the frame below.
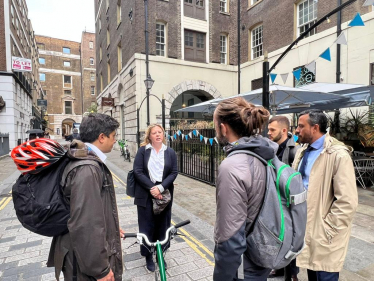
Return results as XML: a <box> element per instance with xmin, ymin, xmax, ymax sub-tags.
<box><xmin>166</xmin><ymin>129</ymin><xmax>219</xmax><ymax>146</ymax></box>
<box><xmin>269</xmin><ymin>6</ymin><xmax>370</xmax><ymax>84</ymax></box>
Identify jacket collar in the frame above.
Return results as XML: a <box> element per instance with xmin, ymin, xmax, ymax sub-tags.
<box><xmin>299</xmin><ymin>133</ymin><xmax>352</xmax><ymax>155</ymax></box>
<box><xmin>66</xmin><ymin>140</ymin><xmax>103</xmax><ymax>163</ymax></box>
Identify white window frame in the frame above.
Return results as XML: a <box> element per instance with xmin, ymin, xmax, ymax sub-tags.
<box><xmin>156</xmin><ymin>22</ymin><xmax>166</xmax><ymax>57</ymax></box>
<box><xmin>220</xmin><ymin>34</ymin><xmax>228</xmax><ymax>64</ymax></box>
<box><xmin>91</xmin><ymin>86</ymin><xmax>95</xmax><ymax>95</ymax></box>
<box><xmin>63</xmin><ymin>75</ymin><xmax>72</xmax><ymax>88</ymax></box>
<box><xmin>64</xmin><ymin>101</ymin><xmax>73</xmax><ymax>115</ymax></box>
<box><xmin>297</xmin><ymin>0</ymin><xmax>317</xmax><ymax>37</ymax></box>
<box><xmin>63</xmin><ymin>61</ymin><xmax>71</xmax><ymax>67</ymax></box>
<box><xmin>40</xmin><ymin>73</ymin><xmax>45</xmax><ymax>82</ymax></box>
<box><xmin>89</xmin><ymin>41</ymin><xmax>94</xmax><ymax>49</ymax></box>
<box><xmin>220</xmin><ymin>0</ymin><xmax>227</xmax><ymax>13</ymax></box>
<box><xmin>91</xmin><ymin>72</ymin><xmax>95</xmax><ymax>81</ymax></box>
<box><xmin>251</xmin><ymin>25</ymin><xmax>263</xmax><ymax>60</ymax></box>
<box><xmin>90</xmin><ymin>57</ymin><xmax>94</xmax><ymax>65</ymax></box>
<box><xmin>251</xmin><ymin>0</ymin><xmax>260</xmax><ymax>5</ymax></box>
<box><xmin>63</xmin><ymin>47</ymin><xmax>70</xmax><ymax>54</ymax></box>
<box><xmin>117</xmin><ymin>2</ymin><xmax>121</xmax><ymax>26</ymax></box>
<box><xmin>39</xmin><ymin>57</ymin><xmax>45</xmax><ymax>65</ymax></box>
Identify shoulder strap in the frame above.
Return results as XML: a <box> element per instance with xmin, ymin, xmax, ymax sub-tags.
<box><xmin>227</xmin><ymin>150</ymin><xmax>268</xmax><ymax>166</ymax></box>
<box><xmin>61</xmin><ymin>159</ymin><xmax>102</xmax><ymax>187</ymax></box>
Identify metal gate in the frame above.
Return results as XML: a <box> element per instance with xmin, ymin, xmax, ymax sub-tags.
<box><xmin>0</xmin><ymin>133</ymin><xmax>10</xmax><ymax>157</ymax></box>
<box><xmin>169</xmin><ymin>129</ymin><xmax>224</xmax><ymax>185</ymax></box>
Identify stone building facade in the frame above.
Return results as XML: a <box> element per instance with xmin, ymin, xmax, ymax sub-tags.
<box><xmin>36</xmin><ymin>32</ymin><xmax>96</xmax><ymax>138</ymax></box>
<box><xmin>0</xmin><ymin>0</ymin><xmax>43</xmax><ymax>151</ymax></box>
<box><xmin>95</xmin><ymin>0</ymin><xmax>374</xmax><ymax>153</ymax></box>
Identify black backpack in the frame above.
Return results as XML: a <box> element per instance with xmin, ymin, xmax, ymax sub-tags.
<box><xmin>12</xmin><ymin>155</ymin><xmax>72</xmax><ymax>237</ymax></box>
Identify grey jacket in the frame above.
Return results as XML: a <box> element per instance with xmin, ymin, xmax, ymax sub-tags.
<box><xmin>281</xmin><ymin>133</ymin><xmax>300</xmax><ymax>165</ymax></box>
<box><xmin>214</xmin><ymin>136</ymin><xmax>278</xmax><ymax>280</ymax></box>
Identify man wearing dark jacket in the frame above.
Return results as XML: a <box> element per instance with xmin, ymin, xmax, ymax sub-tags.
<box><xmin>47</xmin><ymin>113</ymin><xmax>124</xmax><ymax>281</ymax></box>
<box><xmin>268</xmin><ymin>116</ymin><xmax>300</xmax><ymax>281</ymax></box>
<box><xmin>213</xmin><ymin>97</ymin><xmax>273</xmax><ymax>280</ymax></box>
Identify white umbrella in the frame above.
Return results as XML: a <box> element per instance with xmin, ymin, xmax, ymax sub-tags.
<box><xmin>175</xmin><ymin>97</ymin><xmax>223</xmax><ymax>113</ymax></box>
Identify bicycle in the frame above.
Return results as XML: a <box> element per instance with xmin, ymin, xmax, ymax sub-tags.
<box><xmin>118</xmin><ymin>139</ymin><xmax>131</xmax><ymax>162</ymax></box>
<box><xmin>124</xmin><ymin>220</ymin><xmax>191</xmax><ymax>281</ymax></box>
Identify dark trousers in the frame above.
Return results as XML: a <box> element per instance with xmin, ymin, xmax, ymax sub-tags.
<box><xmin>307</xmin><ymin>270</ymin><xmax>339</xmax><ymax>281</ymax></box>
<box><xmin>137</xmin><ymin>196</ymin><xmax>172</xmax><ymax>257</ymax></box>
<box><xmin>284</xmin><ymin>259</ymin><xmax>299</xmax><ymax>279</ymax></box>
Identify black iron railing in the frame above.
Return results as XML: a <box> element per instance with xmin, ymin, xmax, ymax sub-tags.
<box><xmin>169</xmin><ymin>129</ymin><xmax>225</xmax><ymax>185</ymax></box>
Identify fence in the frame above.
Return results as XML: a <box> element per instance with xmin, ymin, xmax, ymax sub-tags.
<box><xmin>169</xmin><ymin>129</ymin><xmax>224</xmax><ymax>185</ymax></box>
<box><xmin>0</xmin><ymin>133</ymin><xmax>10</xmax><ymax>157</ymax></box>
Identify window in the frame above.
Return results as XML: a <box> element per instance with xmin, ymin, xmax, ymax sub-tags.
<box><xmin>39</xmin><ymin>57</ymin><xmax>45</xmax><ymax>65</ymax></box>
<box><xmin>251</xmin><ymin>25</ymin><xmax>263</xmax><ymax>59</ymax></box>
<box><xmin>251</xmin><ymin>0</ymin><xmax>260</xmax><ymax>5</ymax></box>
<box><xmin>11</xmin><ymin>5</ymin><xmax>15</xmax><ymax>26</ymax></box>
<box><xmin>106</xmin><ymin>0</ymin><xmax>109</xmax><ymax>12</ymax></box>
<box><xmin>89</xmin><ymin>41</ymin><xmax>94</xmax><ymax>49</ymax></box>
<box><xmin>156</xmin><ymin>23</ymin><xmax>166</xmax><ymax>57</ymax></box>
<box><xmin>107</xmin><ymin>61</ymin><xmax>111</xmax><ymax>84</ymax></box>
<box><xmin>16</xmin><ymin>18</ymin><xmax>19</xmax><ymax>36</ymax></box>
<box><xmin>251</xmin><ymin>78</ymin><xmax>262</xmax><ymax>90</ymax></box>
<box><xmin>63</xmin><ymin>47</ymin><xmax>70</xmax><ymax>54</ymax></box>
<box><xmin>370</xmin><ymin>63</ymin><xmax>374</xmax><ymax>86</ymax></box>
<box><xmin>64</xmin><ymin>75</ymin><xmax>72</xmax><ymax>87</ymax></box>
<box><xmin>65</xmin><ymin>101</ymin><xmax>72</xmax><ymax>114</ymax></box>
<box><xmin>100</xmin><ymin>46</ymin><xmax>102</xmax><ymax>61</ymax></box>
<box><xmin>91</xmin><ymin>72</ymin><xmax>95</xmax><ymax>81</ymax></box>
<box><xmin>220</xmin><ymin>0</ymin><xmax>227</xmax><ymax>13</ymax></box>
<box><xmin>37</xmin><ymin>43</ymin><xmax>45</xmax><ymax>50</ymax></box>
<box><xmin>90</xmin><ymin>57</ymin><xmax>94</xmax><ymax>65</ymax></box>
<box><xmin>184</xmin><ymin>30</ymin><xmax>205</xmax><ymax>62</ymax></box>
<box><xmin>117</xmin><ymin>1</ymin><xmax>121</xmax><ymax>26</ymax></box>
<box><xmin>294</xmin><ymin>66</ymin><xmax>315</xmax><ymax>87</ymax></box>
<box><xmin>100</xmin><ymin>73</ymin><xmax>103</xmax><ymax>92</ymax></box>
<box><xmin>220</xmin><ymin>35</ymin><xmax>228</xmax><ymax>64</ymax></box>
<box><xmin>107</xmin><ymin>29</ymin><xmax>110</xmax><ymax>47</ymax></box>
<box><xmin>64</xmin><ymin>61</ymin><xmax>71</xmax><ymax>67</ymax></box>
<box><xmin>64</xmin><ymin>90</ymin><xmax>71</xmax><ymax>95</ymax></box>
<box><xmin>99</xmin><ymin>16</ymin><xmax>102</xmax><ymax>32</ymax></box>
<box><xmin>91</xmin><ymin>86</ymin><xmax>95</xmax><ymax>95</ymax></box>
<box><xmin>117</xmin><ymin>44</ymin><xmax>122</xmax><ymax>72</ymax></box>
<box><xmin>40</xmin><ymin>73</ymin><xmax>45</xmax><ymax>81</ymax></box>
<box><xmin>184</xmin><ymin>0</ymin><xmax>205</xmax><ymax>20</ymax></box>
<box><xmin>298</xmin><ymin>0</ymin><xmax>317</xmax><ymax>37</ymax></box>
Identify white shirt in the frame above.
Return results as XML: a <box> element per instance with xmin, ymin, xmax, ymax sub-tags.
<box><xmin>146</xmin><ymin>143</ymin><xmax>167</xmax><ymax>193</ymax></box>
<box><xmin>85</xmin><ymin>143</ymin><xmax>107</xmax><ymax>163</ymax></box>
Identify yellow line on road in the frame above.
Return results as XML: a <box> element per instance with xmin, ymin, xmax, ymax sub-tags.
<box><xmin>171</xmin><ymin>220</ymin><xmax>215</xmax><ymax>266</ymax></box>
<box><xmin>111</xmin><ymin>172</ymin><xmax>126</xmax><ymax>186</ymax></box>
<box><xmin>0</xmin><ymin>197</ymin><xmax>6</xmax><ymax>206</ymax></box>
<box><xmin>0</xmin><ymin>192</ymin><xmax>12</xmax><ymax>211</ymax></box>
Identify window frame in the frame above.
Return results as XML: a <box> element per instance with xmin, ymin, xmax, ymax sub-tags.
<box><xmin>117</xmin><ymin>44</ymin><xmax>122</xmax><ymax>72</ymax></box>
<box><xmin>156</xmin><ymin>22</ymin><xmax>166</xmax><ymax>57</ymax></box>
<box><xmin>64</xmin><ymin>101</ymin><xmax>72</xmax><ymax>115</ymax></box>
<box><xmin>90</xmin><ymin>57</ymin><xmax>94</xmax><ymax>65</ymax></box>
<box><xmin>107</xmin><ymin>61</ymin><xmax>111</xmax><ymax>84</ymax></box>
<box><xmin>220</xmin><ymin>34</ymin><xmax>228</xmax><ymax>64</ymax></box>
<box><xmin>39</xmin><ymin>57</ymin><xmax>45</xmax><ymax>65</ymax></box>
<box><xmin>91</xmin><ymin>86</ymin><xmax>95</xmax><ymax>95</ymax></box>
<box><xmin>370</xmin><ymin>63</ymin><xmax>374</xmax><ymax>86</ymax></box>
<box><xmin>220</xmin><ymin>0</ymin><xmax>228</xmax><ymax>13</ymax></box>
<box><xmin>62</xmin><ymin>47</ymin><xmax>71</xmax><ymax>54</ymax></box>
<box><xmin>184</xmin><ymin>30</ymin><xmax>206</xmax><ymax>63</ymax></box>
<box><xmin>107</xmin><ymin>28</ymin><xmax>110</xmax><ymax>48</ymax></box>
<box><xmin>297</xmin><ymin>0</ymin><xmax>318</xmax><ymax>38</ymax></box>
<box><xmin>117</xmin><ymin>1</ymin><xmax>122</xmax><ymax>26</ymax></box>
<box><xmin>63</xmin><ymin>61</ymin><xmax>71</xmax><ymax>67</ymax></box>
<box><xmin>63</xmin><ymin>75</ymin><xmax>72</xmax><ymax>88</ymax></box>
<box><xmin>89</xmin><ymin>41</ymin><xmax>94</xmax><ymax>49</ymax></box>
<box><xmin>64</xmin><ymin>90</ymin><xmax>72</xmax><ymax>95</ymax></box>
<box><xmin>251</xmin><ymin>25</ymin><xmax>263</xmax><ymax>60</ymax></box>
<box><xmin>184</xmin><ymin>0</ymin><xmax>205</xmax><ymax>20</ymax></box>
<box><xmin>39</xmin><ymin>73</ymin><xmax>45</xmax><ymax>82</ymax></box>
<box><xmin>91</xmin><ymin>72</ymin><xmax>95</xmax><ymax>81</ymax></box>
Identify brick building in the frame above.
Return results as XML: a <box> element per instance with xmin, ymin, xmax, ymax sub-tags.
<box><xmin>0</xmin><ymin>0</ymin><xmax>43</xmax><ymax>151</ymax></box>
<box><xmin>36</xmin><ymin>32</ymin><xmax>96</xmax><ymax>138</ymax></box>
<box><xmin>95</xmin><ymin>0</ymin><xmax>374</xmax><ymax>152</ymax></box>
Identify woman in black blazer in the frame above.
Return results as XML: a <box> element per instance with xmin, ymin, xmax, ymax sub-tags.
<box><xmin>133</xmin><ymin>124</ymin><xmax>178</xmax><ymax>272</ymax></box>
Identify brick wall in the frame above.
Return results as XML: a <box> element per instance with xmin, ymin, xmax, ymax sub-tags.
<box><xmin>0</xmin><ymin>0</ymin><xmax>6</xmax><ymax>71</ymax></box>
<box><xmin>81</xmin><ymin>32</ymin><xmax>96</xmax><ymax>113</ymax></box>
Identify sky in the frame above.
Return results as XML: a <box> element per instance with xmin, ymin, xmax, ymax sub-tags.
<box><xmin>26</xmin><ymin>0</ymin><xmax>95</xmax><ymax>42</ymax></box>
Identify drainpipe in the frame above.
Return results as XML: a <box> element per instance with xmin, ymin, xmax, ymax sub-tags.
<box><xmin>336</xmin><ymin>0</ymin><xmax>342</xmax><ymax>83</ymax></box>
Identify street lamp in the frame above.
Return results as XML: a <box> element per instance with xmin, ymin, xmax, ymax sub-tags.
<box><xmin>144</xmin><ymin>75</ymin><xmax>155</xmax><ymax>91</ymax></box>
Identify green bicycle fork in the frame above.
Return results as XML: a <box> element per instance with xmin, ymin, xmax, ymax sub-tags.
<box><xmin>156</xmin><ymin>241</ymin><xmax>166</xmax><ymax>281</ymax></box>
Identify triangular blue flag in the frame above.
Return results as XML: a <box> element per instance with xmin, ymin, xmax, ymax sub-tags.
<box><xmin>200</xmin><ymin>135</ymin><xmax>203</xmax><ymax>142</ymax></box>
<box><xmin>293</xmin><ymin>68</ymin><xmax>302</xmax><ymax>81</ymax></box>
<box><xmin>185</xmin><ymin>135</ymin><xmax>188</xmax><ymax>140</ymax></box>
<box><xmin>209</xmin><ymin>138</ymin><xmax>214</xmax><ymax>146</ymax></box>
<box><xmin>174</xmin><ymin>134</ymin><xmax>177</xmax><ymax>139</ymax></box>
<box><xmin>270</xmin><ymin>73</ymin><xmax>277</xmax><ymax>84</ymax></box>
<box><xmin>319</xmin><ymin>48</ymin><xmax>331</xmax><ymax>61</ymax></box>
<box><xmin>348</xmin><ymin>13</ymin><xmax>365</xmax><ymax>27</ymax></box>
<box><xmin>177</xmin><ymin>130</ymin><xmax>181</xmax><ymax>136</ymax></box>
<box><xmin>293</xmin><ymin>135</ymin><xmax>298</xmax><ymax>143</ymax></box>
<box><xmin>193</xmin><ymin>130</ymin><xmax>197</xmax><ymax>136</ymax></box>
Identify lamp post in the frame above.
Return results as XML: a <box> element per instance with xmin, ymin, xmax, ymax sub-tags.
<box><xmin>144</xmin><ymin>0</ymin><xmax>152</xmax><ymax>126</ymax></box>
<box><xmin>144</xmin><ymin>74</ymin><xmax>154</xmax><ymax>126</ymax></box>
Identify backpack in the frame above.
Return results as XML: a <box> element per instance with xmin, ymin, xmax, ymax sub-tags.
<box><xmin>12</xmin><ymin>155</ymin><xmax>103</xmax><ymax>237</ymax></box>
<box><xmin>228</xmin><ymin>150</ymin><xmax>307</xmax><ymax>269</ymax></box>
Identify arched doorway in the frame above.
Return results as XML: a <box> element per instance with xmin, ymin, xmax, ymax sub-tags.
<box><xmin>62</xmin><ymin>118</ymin><xmax>75</xmax><ymax>137</ymax></box>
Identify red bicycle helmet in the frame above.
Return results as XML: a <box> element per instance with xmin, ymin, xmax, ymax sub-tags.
<box><xmin>11</xmin><ymin>138</ymin><xmax>66</xmax><ymax>174</ymax></box>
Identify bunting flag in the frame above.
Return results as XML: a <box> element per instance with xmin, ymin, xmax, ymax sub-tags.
<box><xmin>270</xmin><ymin>73</ymin><xmax>277</xmax><ymax>84</ymax></box>
<box><xmin>177</xmin><ymin>130</ymin><xmax>181</xmax><ymax>136</ymax></box>
<box><xmin>204</xmin><ymin>137</ymin><xmax>208</xmax><ymax>145</ymax></box>
<box><xmin>349</xmin><ymin>13</ymin><xmax>365</xmax><ymax>27</ymax></box>
<box><xmin>305</xmin><ymin>61</ymin><xmax>316</xmax><ymax>74</ymax></box>
<box><xmin>363</xmin><ymin>0</ymin><xmax>374</xmax><ymax>6</ymax></box>
<box><xmin>189</xmin><ymin>132</ymin><xmax>193</xmax><ymax>138</ymax></box>
<box><xmin>193</xmin><ymin>130</ymin><xmax>197</xmax><ymax>136</ymax></box>
<box><xmin>209</xmin><ymin>138</ymin><xmax>214</xmax><ymax>146</ymax></box>
<box><xmin>196</xmin><ymin>130</ymin><xmax>200</xmax><ymax>136</ymax></box>
<box><xmin>293</xmin><ymin>135</ymin><xmax>299</xmax><ymax>143</ymax></box>
<box><xmin>319</xmin><ymin>48</ymin><xmax>331</xmax><ymax>61</ymax></box>
<box><xmin>174</xmin><ymin>134</ymin><xmax>177</xmax><ymax>139</ymax></box>
<box><xmin>185</xmin><ymin>135</ymin><xmax>188</xmax><ymax>140</ymax></box>
<box><xmin>200</xmin><ymin>135</ymin><xmax>204</xmax><ymax>142</ymax></box>
<box><xmin>293</xmin><ymin>68</ymin><xmax>302</xmax><ymax>81</ymax></box>
<box><xmin>171</xmin><ymin>136</ymin><xmax>174</xmax><ymax>141</ymax></box>
<box><xmin>181</xmin><ymin>134</ymin><xmax>185</xmax><ymax>139</ymax></box>
<box><xmin>214</xmin><ymin>137</ymin><xmax>219</xmax><ymax>144</ymax></box>
<box><xmin>280</xmin><ymin>73</ymin><xmax>289</xmax><ymax>84</ymax></box>
<box><xmin>335</xmin><ymin>32</ymin><xmax>347</xmax><ymax>45</ymax></box>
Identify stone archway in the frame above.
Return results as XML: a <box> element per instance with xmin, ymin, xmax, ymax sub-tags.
<box><xmin>62</xmin><ymin>118</ymin><xmax>76</xmax><ymax>137</ymax></box>
<box><xmin>165</xmin><ymin>80</ymin><xmax>222</xmax><ymax>117</ymax></box>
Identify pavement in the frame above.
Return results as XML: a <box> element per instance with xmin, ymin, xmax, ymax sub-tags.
<box><xmin>0</xmin><ymin>143</ymin><xmax>374</xmax><ymax>280</ymax></box>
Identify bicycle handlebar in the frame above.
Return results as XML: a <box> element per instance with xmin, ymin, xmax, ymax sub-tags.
<box><xmin>124</xmin><ymin>220</ymin><xmax>190</xmax><ymax>246</ymax></box>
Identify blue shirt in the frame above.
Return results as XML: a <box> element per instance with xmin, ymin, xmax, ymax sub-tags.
<box><xmin>298</xmin><ymin>134</ymin><xmax>326</xmax><ymax>189</ymax></box>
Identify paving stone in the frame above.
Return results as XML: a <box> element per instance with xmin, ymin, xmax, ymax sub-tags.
<box><xmin>18</xmin><ymin>254</ymin><xmax>48</xmax><ymax>266</ymax></box>
<box><xmin>187</xmin><ymin>266</ymin><xmax>213</xmax><ymax>280</ymax></box>
<box><xmin>5</xmin><ymin>251</ymin><xmax>40</xmax><ymax>263</ymax></box>
<box><xmin>0</xmin><ymin>236</ymin><xmax>16</xmax><ymax>244</ymax></box>
<box><xmin>167</xmin><ymin>262</ymin><xmax>199</xmax><ymax>277</ymax></box>
<box><xmin>1</xmin><ymin>262</ymin><xmax>43</xmax><ymax>277</ymax></box>
<box><xmin>0</xmin><ymin>217</ymin><xmax>17</xmax><ymax>222</ymax></box>
<box><xmin>122</xmin><ymin>266</ymin><xmax>147</xmax><ymax>280</ymax></box>
<box><xmin>5</xmin><ymin>225</ymin><xmax>22</xmax><ymax>230</ymax></box>
<box><xmin>124</xmin><ymin>257</ymin><xmax>146</xmax><ymax>270</ymax></box>
<box><xmin>124</xmin><ymin>252</ymin><xmax>142</xmax><ymax>262</ymax></box>
<box><xmin>0</xmin><ymin>249</ymin><xmax>24</xmax><ymax>259</ymax></box>
<box><xmin>9</xmin><ymin>239</ymin><xmax>43</xmax><ymax>251</ymax></box>
<box><xmin>168</xmin><ymin>274</ymin><xmax>192</xmax><ymax>281</ymax></box>
<box><xmin>0</xmin><ymin>260</ymin><xmax>18</xmax><ymax>271</ymax></box>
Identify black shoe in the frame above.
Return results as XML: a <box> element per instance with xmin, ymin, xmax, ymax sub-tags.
<box><xmin>145</xmin><ymin>255</ymin><xmax>155</xmax><ymax>272</ymax></box>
